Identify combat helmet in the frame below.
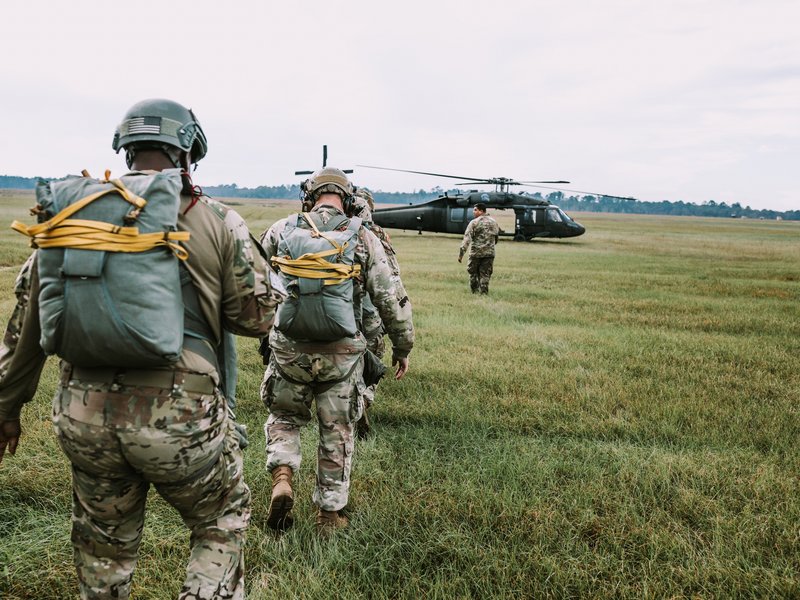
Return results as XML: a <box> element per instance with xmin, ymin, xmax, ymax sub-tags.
<box><xmin>356</xmin><ymin>188</ymin><xmax>375</xmax><ymax>211</ymax></box>
<box><xmin>348</xmin><ymin>194</ymin><xmax>373</xmax><ymax>222</ymax></box>
<box><xmin>112</xmin><ymin>98</ymin><xmax>208</xmax><ymax>165</ymax></box>
<box><xmin>301</xmin><ymin>167</ymin><xmax>354</xmax><ymax>212</ymax></box>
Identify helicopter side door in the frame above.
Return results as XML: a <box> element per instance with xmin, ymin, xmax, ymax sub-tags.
<box><xmin>447</xmin><ymin>206</ymin><xmax>474</xmax><ymax>234</ymax></box>
<box><xmin>516</xmin><ymin>207</ymin><xmax>547</xmax><ymax>239</ymax></box>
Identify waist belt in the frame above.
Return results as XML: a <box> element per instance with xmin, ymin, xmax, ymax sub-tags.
<box><xmin>274</xmin><ymin>358</ymin><xmax>361</xmax><ymax>395</ymax></box>
<box><xmin>287</xmin><ymin>337</ymin><xmax>366</xmax><ymax>355</ymax></box>
<box><xmin>65</xmin><ymin>366</ymin><xmax>216</xmax><ymax>395</ymax></box>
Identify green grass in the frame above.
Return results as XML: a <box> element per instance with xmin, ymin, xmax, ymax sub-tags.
<box><xmin>0</xmin><ymin>191</ymin><xmax>798</xmax><ymax>598</ymax></box>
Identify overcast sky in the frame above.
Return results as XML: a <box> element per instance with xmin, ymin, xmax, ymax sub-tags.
<box><xmin>2</xmin><ymin>0</ymin><xmax>798</xmax><ymax>211</ymax></box>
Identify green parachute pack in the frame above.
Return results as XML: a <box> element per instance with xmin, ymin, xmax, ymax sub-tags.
<box><xmin>271</xmin><ymin>212</ymin><xmax>362</xmax><ymax>342</ymax></box>
<box><xmin>12</xmin><ymin>169</ymin><xmax>190</xmax><ymax>367</ymax></box>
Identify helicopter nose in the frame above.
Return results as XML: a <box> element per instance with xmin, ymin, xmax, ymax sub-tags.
<box><xmin>571</xmin><ymin>222</ymin><xmax>586</xmax><ymax>237</ymax></box>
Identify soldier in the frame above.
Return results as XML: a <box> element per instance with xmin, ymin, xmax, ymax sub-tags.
<box><xmin>349</xmin><ymin>188</ymin><xmax>411</xmax><ymax>439</ymax></box>
<box><xmin>260</xmin><ymin>168</ymin><xmax>414</xmax><ymax>534</ymax></box>
<box><xmin>458</xmin><ymin>202</ymin><xmax>500</xmax><ymax>294</ymax></box>
<box><xmin>0</xmin><ymin>98</ymin><xmax>283</xmax><ymax>599</ymax></box>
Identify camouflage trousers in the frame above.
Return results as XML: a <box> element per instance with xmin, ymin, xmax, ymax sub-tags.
<box><xmin>51</xmin><ymin>367</ymin><xmax>250</xmax><ymax>600</ymax></box>
<box><xmin>467</xmin><ymin>255</ymin><xmax>495</xmax><ymax>294</ymax></box>
<box><xmin>261</xmin><ymin>332</ymin><xmax>365</xmax><ymax>512</ymax></box>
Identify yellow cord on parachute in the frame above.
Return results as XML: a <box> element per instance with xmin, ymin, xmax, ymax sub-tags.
<box><xmin>10</xmin><ymin>173</ymin><xmax>190</xmax><ymax>260</ymax></box>
<box><xmin>270</xmin><ymin>212</ymin><xmax>361</xmax><ymax>285</ymax></box>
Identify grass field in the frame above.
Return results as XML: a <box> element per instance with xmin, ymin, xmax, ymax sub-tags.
<box><xmin>0</xmin><ymin>189</ymin><xmax>798</xmax><ymax>599</ymax></box>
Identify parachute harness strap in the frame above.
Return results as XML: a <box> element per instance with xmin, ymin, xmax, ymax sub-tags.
<box><xmin>270</xmin><ymin>212</ymin><xmax>361</xmax><ymax>286</ymax></box>
<box><xmin>181</xmin><ymin>170</ymin><xmax>204</xmax><ymax>216</ymax></box>
<box><xmin>11</xmin><ymin>172</ymin><xmax>190</xmax><ymax>260</ymax></box>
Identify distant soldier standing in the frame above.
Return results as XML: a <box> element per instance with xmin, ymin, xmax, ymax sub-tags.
<box><xmin>0</xmin><ymin>98</ymin><xmax>283</xmax><ymax>599</ymax></box>
<box><xmin>260</xmin><ymin>168</ymin><xmax>414</xmax><ymax>534</ymax></box>
<box><xmin>458</xmin><ymin>202</ymin><xmax>500</xmax><ymax>294</ymax></box>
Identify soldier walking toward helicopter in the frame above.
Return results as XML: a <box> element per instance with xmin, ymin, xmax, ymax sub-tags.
<box><xmin>458</xmin><ymin>202</ymin><xmax>500</xmax><ymax>294</ymax></box>
<box><xmin>260</xmin><ymin>168</ymin><xmax>414</xmax><ymax>535</ymax></box>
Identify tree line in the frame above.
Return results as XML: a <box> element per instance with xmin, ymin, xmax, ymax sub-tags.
<box><xmin>1</xmin><ymin>175</ymin><xmax>796</xmax><ymax>220</ymax></box>
<box><xmin>546</xmin><ymin>191</ymin><xmax>798</xmax><ymax>221</ymax></box>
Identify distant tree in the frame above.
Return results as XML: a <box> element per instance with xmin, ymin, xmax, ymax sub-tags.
<box><xmin>0</xmin><ymin>175</ymin><xmax>795</xmax><ymax>220</ymax></box>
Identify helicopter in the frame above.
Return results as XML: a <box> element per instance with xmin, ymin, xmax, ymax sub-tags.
<box><xmin>356</xmin><ymin>165</ymin><xmax>588</xmax><ymax>241</ymax></box>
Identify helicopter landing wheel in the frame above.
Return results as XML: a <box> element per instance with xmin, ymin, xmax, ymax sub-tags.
<box><xmin>513</xmin><ymin>233</ymin><xmax>525</xmax><ymax>242</ymax></box>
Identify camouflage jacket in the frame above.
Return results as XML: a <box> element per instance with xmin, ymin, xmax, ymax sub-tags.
<box><xmin>459</xmin><ymin>214</ymin><xmax>500</xmax><ymax>259</ymax></box>
<box><xmin>0</xmin><ymin>182</ymin><xmax>284</xmax><ymax>420</ymax></box>
<box><xmin>261</xmin><ymin>203</ymin><xmax>414</xmax><ymax>359</ymax></box>
<box><xmin>349</xmin><ymin>195</ymin><xmax>410</xmax><ymax>337</ymax></box>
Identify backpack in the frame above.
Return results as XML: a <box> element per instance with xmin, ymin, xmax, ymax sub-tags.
<box><xmin>271</xmin><ymin>212</ymin><xmax>362</xmax><ymax>342</ymax></box>
<box><xmin>12</xmin><ymin>169</ymin><xmax>190</xmax><ymax>367</ymax></box>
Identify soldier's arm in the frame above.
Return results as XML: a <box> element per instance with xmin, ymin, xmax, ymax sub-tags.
<box><xmin>258</xmin><ymin>220</ymin><xmax>285</xmax><ymax>264</ymax></box>
<box><xmin>219</xmin><ymin>210</ymin><xmax>284</xmax><ymax>338</ymax></box>
<box><xmin>360</xmin><ymin>230</ymin><xmax>414</xmax><ymax>362</ymax></box>
<box><xmin>0</xmin><ymin>253</ymin><xmax>48</xmax><ymax>464</ymax></box>
<box><xmin>459</xmin><ymin>220</ymin><xmax>475</xmax><ymax>260</ymax></box>
<box><xmin>367</xmin><ymin>225</ymin><xmax>410</xmax><ymax>302</ymax></box>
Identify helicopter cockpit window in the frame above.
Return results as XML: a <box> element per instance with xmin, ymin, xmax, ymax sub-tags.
<box><xmin>547</xmin><ymin>208</ymin><xmax>563</xmax><ymax>223</ymax></box>
<box><xmin>450</xmin><ymin>207</ymin><xmax>468</xmax><ymax>222</ymax></box>
<box><xmin>558</xmin><ymin>209</ymin><xmax>573</xmax><ymax>222</ymax></box>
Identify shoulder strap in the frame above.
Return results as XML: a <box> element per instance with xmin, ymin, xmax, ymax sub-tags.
<box><xmin>179</xmin><ymin>262</ymin><xmax>218</xmax><ymax>368</ymax></box>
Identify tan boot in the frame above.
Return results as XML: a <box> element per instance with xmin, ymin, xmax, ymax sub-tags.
<box><xmin>316</xmin><ymin>509</ymin><xmax>349</xmax><ymax>536</ymax></box>
<box><xmin>267</xmin><ymin>466</ymin><xmax>294</xmax><ymax>531</ymax></box>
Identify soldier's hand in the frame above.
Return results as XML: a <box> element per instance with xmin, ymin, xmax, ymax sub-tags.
<box><xmin>457</xmin><ymin>256</ymin><xmax>463</xmax><ymax>263</ymax></box>
<box><xmin>393</xmin><ymin>356</ymin><xmax>409</xmax><ymax>380</ymax></box>
<box><xmin>0</xmin><ymin>420</ymin><xmax>22</xmax><ymax>466</ymax></box>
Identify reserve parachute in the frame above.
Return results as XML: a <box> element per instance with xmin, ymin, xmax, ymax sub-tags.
<box><xmin>271</xmin><ymin>212</ymin><xmax>362</xmax><ymax>341</ymax></box>
<box><xmin>12</xmin><ymin>169</ymin><xmax>189</xmax><ymax>367</ymax></box>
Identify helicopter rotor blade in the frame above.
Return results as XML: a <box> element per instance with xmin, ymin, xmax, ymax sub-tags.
<box><xmin>519</xmin><ymin>180</ymin><xmax>570</xmax><ymax>184</ymax></box>
<box><xmin>520</xmin><ymin>184</ymin><xmax>637</xmax><ymax>201</ymax></box>
<box><xmin>358</xmin><ymin>163</ymin><xmax>632</xmax><ymax>200</ymax></box>
<box><xmin>358</xmin><ymin>165</ymin><xmax>570</xmax><ymax>186</ymax></box>
<box><xmin>296</xmin><ymin>169</ymin><xmax>354</xmax><ymax>176</ymax></box>
<box><xmin>357</xmin><ymin>164</ymin><xmax>492</xmax><ymax>183</ymax></box>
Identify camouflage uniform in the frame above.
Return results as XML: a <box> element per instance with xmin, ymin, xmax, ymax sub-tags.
<box><xmin>260</xmin><ymin>203</ymin><xmax>413</xmax><ymax>512</ymax></box>
<box><xmin>459</xmin><ymin>214</ymin><xmax>500</xmax><ymax>294</ymax></box>
<box><xmin>349</xmin><ymin>194</ymin><xmax>410</xmax><ymax>408</ymax></box>
<box><xmin>0</xmin><ymin>189</ymin><xmax>283</xmax><ymax>600</ymax></box>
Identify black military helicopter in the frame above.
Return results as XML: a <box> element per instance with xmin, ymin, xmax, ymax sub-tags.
<box><xmin>357</xmin><ymin>165</ymin><xmax>587</xmax><ymax>241</ymax></box>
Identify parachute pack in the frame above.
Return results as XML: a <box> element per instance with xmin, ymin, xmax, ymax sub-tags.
<box><xmin>12</xmin><ymin>169</ymin><xmax>190</xmax><ymax>368</ymax></box>
<box><xmin>271</xmin><ymin>212</ymin><xmax>362</xmax><ymax>342</ymax></box>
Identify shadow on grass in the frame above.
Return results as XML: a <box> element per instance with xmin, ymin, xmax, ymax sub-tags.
<box><xmin>369</xmin><ymin>405</ymin><xmax>793</xmax><ymax>463</ymax></box>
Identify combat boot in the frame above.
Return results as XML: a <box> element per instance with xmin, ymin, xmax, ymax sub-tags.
<box><xmin>267</xmin><ymin>466</ymin><xmax>294</xmax><ymax>531</ymax></box>
<box><xmin>316</xmin><ymin>509</ymin><xmax>349</xmax><ymax>536</ymax></box>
